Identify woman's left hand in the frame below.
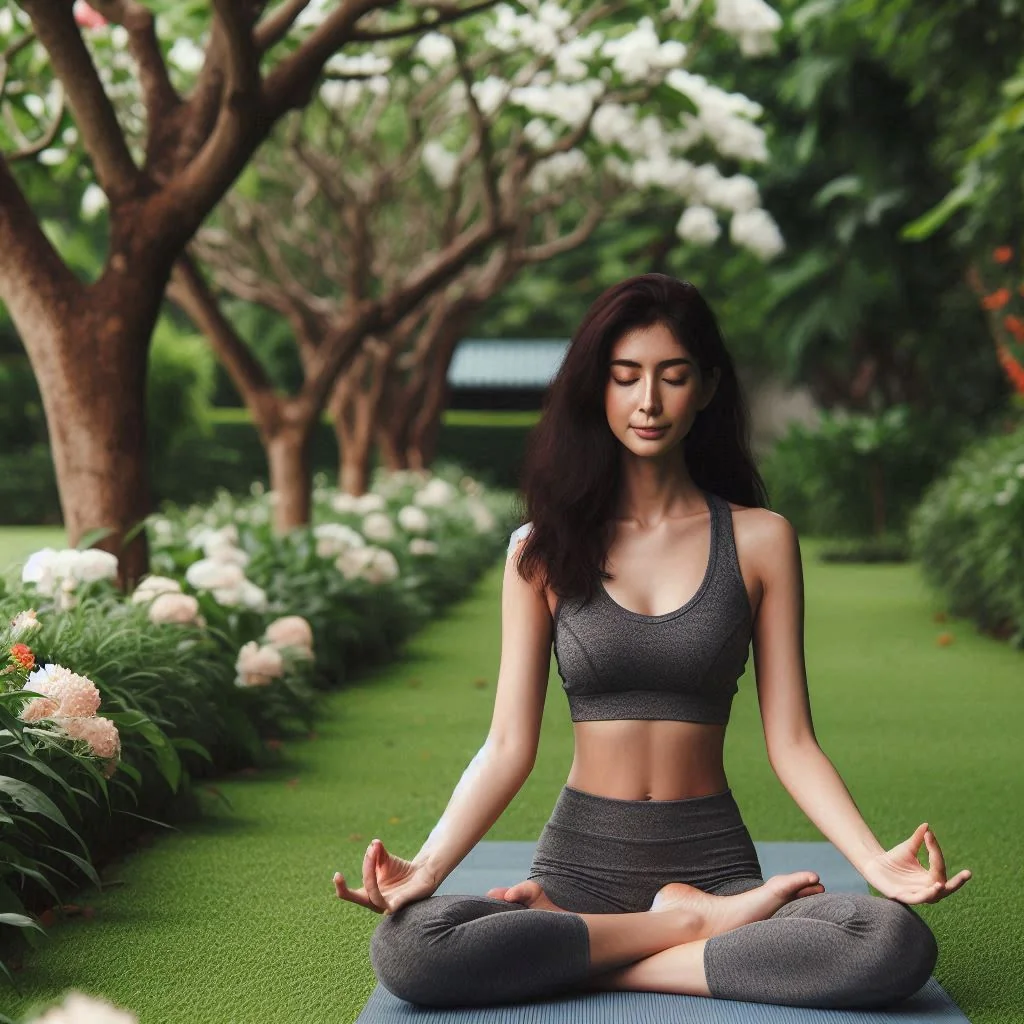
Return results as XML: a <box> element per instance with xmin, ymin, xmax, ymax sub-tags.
<box><xmin>860</xmin><ymin>822</ymin><xmax>972</xmax><ymax>905</ymax></box>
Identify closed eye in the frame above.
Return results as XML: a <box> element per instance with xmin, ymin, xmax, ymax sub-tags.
<box><xmin>613</xmin><ymin>379</ymin><xmax>687</xmax><ymax>387</ymax></box>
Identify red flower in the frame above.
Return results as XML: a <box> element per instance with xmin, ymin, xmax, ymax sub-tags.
<box><xmin>1005</xmin><ymin>315</ymin><xmax>1024</xmax><ymax>343</ymax></box>
<box><xmin>995</xmin><ymin>343</ymin><xmax>1024</xmax><ymax>396</ymax></box>
<box><xmin>982</xmin><ymin>288</ymin><xmax>1011</xmax><ymax>310</ymax></box>
<box><xmin>73</xmin><ymin>2</ymin><xmax>108</xmax><ymax>29</ymax></box>
<box><xmin>993</xmin><ymin>246</ymin><xmax>1014</xmax><ymax>264</ymax></box>
<box><xmin>10</xmin><ymin>644</ymin><xmax>35</xmax><ymax>670</ymax></box>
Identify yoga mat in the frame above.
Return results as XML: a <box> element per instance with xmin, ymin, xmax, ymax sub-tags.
<box><xmin>355</xmin><ymin>842</ymin><xmax>969</xmax><ymax>1024</ymax></box>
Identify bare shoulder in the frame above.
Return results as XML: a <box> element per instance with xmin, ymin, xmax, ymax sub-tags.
<box><xmin>725</xmin><ymin>502</ymin><xmax>800</xmax><ymax>587</ymax></box>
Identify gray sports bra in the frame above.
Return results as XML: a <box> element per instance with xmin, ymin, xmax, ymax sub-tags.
<box><xmin>507</xmin><ymin>490</ymin><xmax>752</xmax><ymax>725</ymax></box>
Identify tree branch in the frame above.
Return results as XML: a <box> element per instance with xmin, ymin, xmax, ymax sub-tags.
<box><xmin>255</xmin><ymin>0</ymin><xmax>311</xmax><ymax>52</ymax></box>
<box><xmin>0</xmin><ymin>155</ymin><xmax>83</xmax><ymax>313</ymax></box>
<box><xmin>88</xmin><ymin>0</ymin><xmax>181</xmax><ymax>132</ymax></box>
<box><xmin>6</xmin><ymin>83</ymin><xmax>65</xmax><ymax>161</ymax></box>
<box><xmin>167</xmin><ymin>251</ymin><xmax>281</xmax><ymax>428</ymax></box>
<box><xmin>19</xmin><ymin>0</ymin><xmax>141</xmax><ymax>197</ymax></box>
<box><xmin>347</xmin><ymin>0</ymin><xmax>499</xmax><ymax>42</ymax></box>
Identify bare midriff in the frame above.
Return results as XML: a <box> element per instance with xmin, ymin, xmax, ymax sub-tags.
<box><xmin>566</xmin><ymin>719</ymin><xmax>729</xmax><ymax>801</ymax></box>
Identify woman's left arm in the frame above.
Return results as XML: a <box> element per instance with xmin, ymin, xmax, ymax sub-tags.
<box><xmin>745</xmin><ymin>511</ymin><xmax>971</xmax><ymax>905</ymax></box>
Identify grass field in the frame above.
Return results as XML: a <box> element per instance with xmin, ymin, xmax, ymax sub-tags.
<box><xmin>1</xmin><ymin>538</ymin><xmax>1020</xmax><ymax>1023</ymax></box>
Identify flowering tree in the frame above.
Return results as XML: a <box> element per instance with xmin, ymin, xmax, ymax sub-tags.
<box><xmin>168</xmin><ymin>0</ymin><xmax>787</xmax><ymax>522</ymax></box>
<box><xmin>0</xmin><ymin>0</ymin><xmax>493</xmax><ymax>585</ymax></box>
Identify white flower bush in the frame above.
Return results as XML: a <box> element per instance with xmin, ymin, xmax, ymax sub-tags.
<box><xmin>22</xmin><ymin>548</ymin><xmax>118</xmax><ymax>596</ymax></box>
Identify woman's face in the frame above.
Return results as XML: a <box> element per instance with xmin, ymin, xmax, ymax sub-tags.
<box><xmin>604</xmin><ymin>322</ymin><xmax>719</xmax><ymax>457</ymax></box>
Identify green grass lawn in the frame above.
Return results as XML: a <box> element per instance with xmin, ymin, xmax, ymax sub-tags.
<box><xmin>2</xmin><ymin>539</ymin><xmax>1020</xmax><ymax>1023</ymax></box>
<box><xmin>0</xmin><ymin>528</ymin><xmax>66</xmax><ymax>585</ymax></box>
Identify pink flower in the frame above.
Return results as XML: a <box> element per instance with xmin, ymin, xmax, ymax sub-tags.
<box><xmin>20</xmin><ymin>664</ymin><xmax>101</xmax><ymax>721</ymax></box>
<box><xmin>147</xmin><ymin>592</ymin><xmax>203</xmax><ymax>626</ymax></box>
<box><xmin>234</xmin><ymin>642</ymin><xmax>285</xmax><ymax>687</ymax></box>
<box><xmin>56</xmin><ymin>714</ymin><xmax>121</xmax><ymax>761</ymax></box>
<box><xmin>263</xmin><ymin>615</ymin><xmax>314</xmax><ymax>657</ymax></box>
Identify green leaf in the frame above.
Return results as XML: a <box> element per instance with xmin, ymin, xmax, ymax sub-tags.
<box><xmin>0</xmin><ymin>912</ymin><xmax>46</xmax><ymax>934</ymax></box>
<box><xmin>0</xmin><ymin>776</ymin><xmax>74</xmax><ymax>834</ymax></box>
<box><xmin>170</xmin><ymin>736</ymin><xmax>213</xmax><ymax>763</ymax></box>
<box><xmin>41</xmin><ymin>844</ymin><xmax>101</xmax><ymax>888</ymax></box>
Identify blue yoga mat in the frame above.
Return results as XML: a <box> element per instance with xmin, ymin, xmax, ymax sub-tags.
<box><xmin>355</xmin><ymin>841</ymin><xmax>968</xmax><ymax>1023</ymax></box>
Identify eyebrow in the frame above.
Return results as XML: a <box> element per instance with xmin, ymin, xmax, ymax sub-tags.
<box><xmin>610</xmin><ymin>358</ymin><xmax>694</xmax><ymax>368</ymax></box>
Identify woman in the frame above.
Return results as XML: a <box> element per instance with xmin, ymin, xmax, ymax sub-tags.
<box><xmin>334</xmin><ymin>274</ymin><xmax>970</xmax><ymax>1010</ymax></box>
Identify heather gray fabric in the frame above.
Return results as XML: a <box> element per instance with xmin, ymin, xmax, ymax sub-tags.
<box><xmin>367</xmin><ymin>787</ymin><xmax>939</xmax><ymax>1012</ymax></box>
<box><xmin>548</xmin><ymin>490</ymin><xmax>752</xmax><ymax>724</ymax></box>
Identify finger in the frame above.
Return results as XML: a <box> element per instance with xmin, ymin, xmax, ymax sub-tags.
<box><xmin>909</xmin><ymin>822</ymin><xmax>929</xmax><ymax>854</ymax></box>
<box><xmin>334</xmin><ymin>873</ymin><xmax>375</xmax><ymax>910</ymax></box>
<box><xmin>923</xmin><ymin>828</ymin><xmax>947</xmax><ymax>882</ymax></box>
<box><xmin>939</xmin><ymin>870</ymin><xmax>972</xmax><ymax>897</ymax></box>
<box><xmin>363</xmin><ymin>841</ymin><xmax>389</xmax><ymax>913</ymax></box>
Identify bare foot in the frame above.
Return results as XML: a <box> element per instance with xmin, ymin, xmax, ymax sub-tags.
<box><xmin>486</xmin><ymin>880</ymin><xmax>569</xmax><ymax>912</ymax></box>
<box><xmin>649</xmin><ymin>872</ymin><xmax>826</xmax><ymax>939</ymax></box>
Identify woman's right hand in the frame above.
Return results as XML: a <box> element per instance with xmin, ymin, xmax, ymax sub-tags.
<box><xmin>334</xmin><ymin>837</ymin><xmax>440</xmax><ymax>914</ymax></box>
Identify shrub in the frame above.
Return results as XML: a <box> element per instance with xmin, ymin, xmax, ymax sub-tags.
<box><xmin>761</xmin><ymin>405</ymin><xmax>978</xmax><ymax>541</ymax></box>
<box><xmin>909</xmin><ymin>416</ymin><xmax>1024</xmax><ymax>647</ymax></box>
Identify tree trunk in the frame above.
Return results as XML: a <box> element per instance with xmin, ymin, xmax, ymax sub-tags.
<box><xmin>328</xmin><ymin>340</ymin><xmax>390</xmax><ymax>495</ymax></box>
<box><xmin>266</xmin><ymin>423</ymin><xmax>313</xmax><ymax>531</ymax></box>
<box><xmin>20</xmin><ymin>299</ymin><xmax>156</xmax><ymax>590</ymax></box>
<box><xmin>407</xmin><ymin>320</ymin><xmax>464</xmax><ymax>469</ymax></box>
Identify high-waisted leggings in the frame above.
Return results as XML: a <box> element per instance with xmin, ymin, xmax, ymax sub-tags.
<box><xmin>369</xmin><ymin>785</ymin><xmax>938</xmax><ymax>1009</ymax></box>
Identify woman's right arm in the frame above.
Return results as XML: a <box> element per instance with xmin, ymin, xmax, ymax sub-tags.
<box><xmin>413</xmin><ymin>527</ymin><xmax>551</xmax><ymax>886</ymax></box>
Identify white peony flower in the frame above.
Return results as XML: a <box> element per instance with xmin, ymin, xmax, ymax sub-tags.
<box><xmin>414</xmin><ymin>477</ymin><xmax>458</xmax><ymax>507</ymax></box>
<box><xmin>234</xmin><ymin>642</ymin><xmax>285</xmax><ymax>687</ymax></box>
<box><xmin>397</xmin><ymin>505</ymin><xmax>431</xmax><ymax>533</ymax></box>
<box><xmin>185</xmin><ymin>559</ymin><xmax>245</xmax><ymax>591</ymax></box>
<box><xmin>362</xmin><ymin>511</ymin><xmax>395</xmax><ymax>542</ymax></box>
<box><xmin>409</xmin><ymin>538</ymin><xmax>439</xmax><ymax>556</ymax></box>
<box><xmin>148</xmin><ymin>592</ymin><xmax>203</xmax><ymax>627</ymax></box>
<box><xmin>264</xmin><ymin>615</ymin><xmax>314</xmax><ymax>657</ymax></box>
<box><xmin>131</xmin><ymin>575</ymin><xmax>183</xmax><ymax>604</ymax></box>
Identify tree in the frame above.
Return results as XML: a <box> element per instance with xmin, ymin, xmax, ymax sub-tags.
<box><xmin>168</xmin><ymin>0</ymin><xmax>789</xmax><ymax>516</ymax></box>
<box><xmin>0</xmin><ymin>0</ymin><xmax>493</xmax><ymax>586</ymax></box>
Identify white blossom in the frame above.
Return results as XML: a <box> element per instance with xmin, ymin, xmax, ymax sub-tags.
<box><xmin>676</xmin><ymin>205</ymin><xmax>721</xmax><ymax>245</ymax></box>
<box><xmin>362</xmin><ymin>511</ymin><xmax>396</xmax><ymax>542</ymax></box>
<box><xmin>729</xmin><ymin>207</ymin><xmax>784</xmax><ymax>260</ymax></box>
<box><xmin>423</xmin><ymin>140</ymin><xmax>460</xmax><ymax>188</ymax></box>
<box><xmin>415</xmin><ymin>32</ymin><xmax>456</xmax><ymax>68</ymax></box>
<box><xmin>397</xmin><ymin>505</ymin><xmax>431</xmax><ymax>533</ymax></box>
<box><xmin>167</xmin><ymin>37</ymin><xmax>205</xmax><ymax>75</ymax></box>
<box><xmin>81</xmin><ymin>183</ymin><xmax>108</xmax><ymax>220</ymax></box>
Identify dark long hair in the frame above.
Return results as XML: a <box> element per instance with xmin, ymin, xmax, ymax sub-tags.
<box><xmin>513</xmin><ymin>273</ymin><xmax>768</xmax><ymax>604</ymax></box>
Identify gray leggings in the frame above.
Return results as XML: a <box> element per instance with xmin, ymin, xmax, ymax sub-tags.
<box><xmin>370</xmin><ymin>785</ymin><xmax>938</xmax><ymax>1009</ymax></box>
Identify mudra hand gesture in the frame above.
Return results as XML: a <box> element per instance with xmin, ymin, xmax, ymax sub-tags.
<box><xmin>861</xmin><ymin>822</ymin><xmax>971</xmax><ymax>905</ymax></box>
<box><xmin>334</xmin><ymin>838</ymin><xmax>439</xmax><ymax>915</ymax></box>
